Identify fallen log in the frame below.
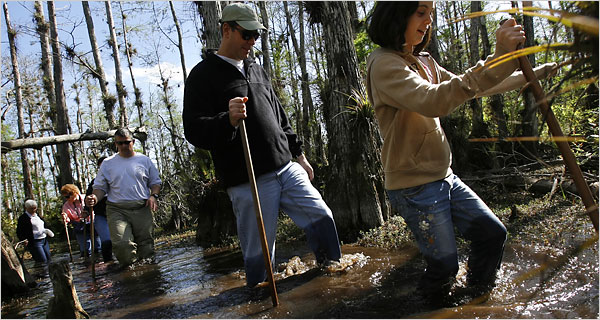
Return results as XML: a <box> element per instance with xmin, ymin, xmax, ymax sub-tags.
<box><xmin>1</xmin><ymin>126</ymin><xmax>147</xmax><ymax>153</ymax></box>
<box><xmin>46</xmin><ymin>259</ymin><xmax>89</xmax><ymax>319</ymax></box>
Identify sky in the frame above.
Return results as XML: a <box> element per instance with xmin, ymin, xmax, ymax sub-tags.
<box><xmin>1</xmin><ymin>1</ymin><xmax>204</xmax><ymax>131</ymax></box>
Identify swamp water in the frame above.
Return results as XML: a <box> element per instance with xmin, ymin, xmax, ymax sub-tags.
<box><xmin>2</xmin><ymin>236</ymin><xmax>598</xmax><ymax>318</ymax></box>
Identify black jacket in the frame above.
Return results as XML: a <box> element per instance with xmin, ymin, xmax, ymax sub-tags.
<box><xmin>183</xmin><ymin>53</ymin><xmax>302</xmax><ymax>187</ymax></box>
<box><xmin>16</xmin><ymin>213</ymin><xmax>47</xmax><ymax>242</ymax></box>
<box><xmin>86</xmin><ymin>179</ymin><xmax>106</xmax><ymax>217</ymax></box>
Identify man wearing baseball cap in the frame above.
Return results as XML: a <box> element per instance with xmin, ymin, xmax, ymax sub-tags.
<box><xmin>183</xmin><ymin>2</ymin><xmax>342</xmax><ymax>288</ymax></box>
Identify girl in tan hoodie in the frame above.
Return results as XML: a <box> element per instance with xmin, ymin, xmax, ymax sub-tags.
<box><xmin>366</xmin><ymin>1</ymin><xmax>556</xmax><ymax>303</ymax></box>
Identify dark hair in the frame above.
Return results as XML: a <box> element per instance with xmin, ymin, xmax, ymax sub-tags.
<box><xmin>367</xmin><ymin>1</ymin><xmax>432</xmax><ymax>54</ymax></box>
<box><xmin>114</xmin><ymin>128</ymin><xmax>133</xmax><ymax>140</ymax></box>
<box><xmin>220</xmin><ymin>21</ymin><xmax>238</xmax><ymax>34</ymax></box>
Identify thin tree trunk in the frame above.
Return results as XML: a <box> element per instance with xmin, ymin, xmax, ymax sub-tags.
<box><xmin>105</xmin><ymin>1</ymin><xmax>128</xmax><ymax>127</ymax></box>
<box><xmin>298</xmin><ymin>2</ymin><xmax>318</xmax><ymax>163</ymax></box>
<box><xmin>309</xmin><ymin>2</ymin><xmax>388</xmax><ymax>240</ymax></box>
<box><xmin>118</xmin><ymin>2</ymin><xmax>146</xmax><ymax>154</ymax></box>
<box><xmin>257</xmin><ymin>1</ymin><xmax>272</xmax><ymax>78</ymax></box>
<box><xmin>467</xmin><ymin>1</ymin><xmax>491</xmax><ymax>169</ymax></box>
<box><xmin>284</xmin><ymin>1</ymin><xmax>315</xmax><ymax>161</ymax></box>
<box><xmin>169</xmin><ymin>1</ymin><xmax>187</xmax><ymax>83</ymax></box>
<box><xmin>284</xmin><ymin>37</ymin><xmax>301</xmax><ymax>132</ymax></box>
<box><xmin>34</xmin><ymin>1</ymin><xmax>57</xmax><ymax>124</ymax></box>
<box><xmin>309</xmin><ymin>24</ymin><xmax>326</xmax><ymax>162</ymax></box>
<box><xmin>519</xmin><ymin>0</ymin><xmax>539</xmax><ymax>158</ymax></box>
<box><xmin>2</xmin><ymin>154</ymin><xmax>14</xmax><ymax>220</ymax></box>
<box><xmin>427</xmin><ymin>6</ymin><xmax>441</xmax><ymax>62</ymax></box>
<box><xmin>5</xmin><ymin>3</ymin><xmax>35</xmax><ymax>199</ymax></box>
<box><xmin>34</xmin><ymin>148</ymin><xmax>47</xmax><ymax>217</ymax></box>
<box><xmin>479</xmin><ymin>7</ymin><xmax>510</xmax><ymax>166</ymax></box>
<box><xmin>48</xmin><ymin>1</ymin><xmax>74</xmax><ymax>187</ymax></box>
<box><xmin>26</xmin><ymin>100</ymin><xmax>45</xmax><ymax>215</ymax></box>
<box><xmin>73</xmin><ymin>86</ymin><xmax>87</xmax><ymax>188</ymax></box>
<box><xmin>82</xmin><ymin>1</ymin><xmax>116</xmax><ymax>129</ymax></box>
<box><xmin>468</xmin><ymin>2</ymin><xmax>488</xmax><ymax>138</ymax></box>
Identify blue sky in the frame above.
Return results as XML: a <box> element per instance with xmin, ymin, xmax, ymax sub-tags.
<box><xmin>1</xmin><ymin>1</ymin><xmax>204</xmax><ymax>128</ymax></box>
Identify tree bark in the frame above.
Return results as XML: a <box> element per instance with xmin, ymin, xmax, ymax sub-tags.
<box><xmin>467</xmin><ymin>1</ymin><xmax>491</xmax><ymax>168</ymax></box>
<box><xmin>4</xmin><ymin>3</ymin><xmax>34</xmax><ymax>199</ymax></box>
<box><xmin>2</xmin><ymin>127</ymin><xmax>148</xmax><ymax>152</ymax></box>
<box><xmin>197</xmin><ymin>1</ymin><xmax>223</xmax><ymax>54</ymax></box>
<box><xmin>46</xmin><ymin>259</ymin><xmax>89</xmax><ymax>319</ymax></box>
<box><xmin>2</xmin><ymin>155</ymin><xmax>14</xmax><ymax>220</ymax></box>
<box><xmin>257</xmin><ymin>1</ymin><xmax>272</xmax><ymax>79</ymax></box>
<box><xmin>284</xmin><ymin>1</ymin><xmax>315</xmax><ymax>161</ymax></box>
<box><xmin>169</xmin><ymin>1</ymin><xmax>187</xmax><ymax>83</ymax></box>
<box><xmin>309</xmin><ymin>2</ymin><xmax>388</xmax><ymax>241</ymax></box>
<box><xmin>479</xmin><ymin>6</ymin><xmax>510</xmax><ymax>166</ymax></box>
<box><xmin>427</xmin><ymin>5</ymin><xmax>441</xmax><ymax>62</ymax></box>
<box><xmin>518</xmin><ymin>1</ymin><xmax>539</xmax><ymax>158</ymax></box>
<box><xmin>105</xmin><ymin>1</ymin><xmax>128</xmax><ymax>127</ymax></box>
<box><xmin>34</xmin><ymin>1</ymin><xmax>57</xmax><ymax>124</ymax></box>
<box><xmin>82</xmin><ymin>1</ymin><xmax>116</xmax><ymax>129</ymax></box>
<box><xmin>1</xmin><ymin>231</ymin><xmax>36</xmax><ymax>297</ymax></box>
<box><xmin>48</xmin><ymin>1</ymin><xmax>74</xmax><ymax>187</ymax></box>
<box><xmin>118</xmin><ymin>2</ymin><xmax>146</xmax><ymax>154</ymax></box>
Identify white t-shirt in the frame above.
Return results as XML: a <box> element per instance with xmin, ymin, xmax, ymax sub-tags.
<box><xmin>93</xmin><ymin>153</ymin><xmax>162</xmax><ymax>203</ymax></box>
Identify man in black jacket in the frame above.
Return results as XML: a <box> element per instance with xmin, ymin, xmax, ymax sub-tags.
<box><xmin>183</xmin><ymin>3</ymin><xmax>341</xmax><ymax>287</ymax></box>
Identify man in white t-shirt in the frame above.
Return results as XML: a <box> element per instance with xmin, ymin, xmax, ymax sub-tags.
<box><xmin>85</xmin><ymin>128</ymin><xmax>162</xmax><ymax>267</ymax></box>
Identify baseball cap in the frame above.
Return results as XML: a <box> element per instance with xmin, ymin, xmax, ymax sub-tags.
<box><xmin>221</xmin><ymin>3</ymin><xmax>267</xmax><ymax>31</ymax></box>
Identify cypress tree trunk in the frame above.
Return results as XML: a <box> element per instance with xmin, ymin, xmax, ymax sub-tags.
<box><xmin>82</xmin><ymin>1</ymin><xmax>116</xmax><ymax>129</ymax></box>
<box><xmin>284</xmin><ymin>1</ymin><xmax>316</xmax><ymax>162</ymax></box>
<box><xmin>48</xmin><ymin>1</ymin><xmax>74</xmax><ymax>187</ymax></box>
<box><xmin>105</xmin><ymin>1</ymin><xmax>128</xmax><ymax>127</ymax></box>
<box><xmin>307</xmin><ymin>2</ymin><xmax>388</xmax><ymax>241</ymax></box>
<box><xmin>2</xmin><ymin>153</ymin><xmax>14</xmax><ymax>220</ymax></box>
<box><xmin>257</xmin><ymin>1</ymin><xmax>272</xmax><ymax>79</ymax></box>
<box><xmin>197</xmin><ymin>1</ymin><xmax>223</xmax><ymax>52</ymax></box>
<box><xmin>169</xmin><ymin>1</ymin><xmax>187</xmax><ymax>83</ymax></box>
<box><xmin>118</xmin><ymin>2</ymin><xmax>146</xmax><ymax>153</ymax></box>
<box><xmin>467</xmin><ymin>1</ymin><xmax>491</xmax><ymax>169</ymax></box>
<box><xmin>34</xmin><ymin>1</ymin><xmax>57</xmax><ymax>123</ymax></box>
<box><xmin>4</xmin><ymin>3</ymin><xmax>34</xmax><ymax>199</ymax></box>
<box><xmin>518</xmin><ymin>1</ymin><xmax>539</xmax><ymax>158</ymax></box>
<box><xmin>478</xmin><ymin>5</ymin><xmax>510</xmax><ymax>166</ymax></box>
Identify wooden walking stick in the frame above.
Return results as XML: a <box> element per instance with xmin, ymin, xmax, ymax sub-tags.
<box><xmin>239</xmin><ymin>106</ymin><xmax>280</xmax><ymax>307</ymax></box>
<box><xmin>504</xmin><ymin>19</ymin><xmax>599</xmax><ymax>231</ymax></box>
<box><xmin>88</xmin><ymin>208</ymin><xmax>96</xmax><ymax>279</ymax></box>
<box><xmin>63</xmin><ymin>218</ymin><xmax>73</xmax><ymax>262</ymax></box>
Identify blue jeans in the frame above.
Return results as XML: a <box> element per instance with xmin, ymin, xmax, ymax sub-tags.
<box><xmin>227</xmin><ymin>161</ymin><xmax>342</xmax><ymax>287</ymax></box>
<box><xmin>28</xmin><ymin>238</ymin><xmax>51</xmax><ymax>263</ymax></box>
<box><xmin>73</xmin><ymin>222</ymin><xmax>101</xmax><ymax>257</ymax></box>
<box><xmin>94</xmin><ymin>215</ymin><xmax>113</xmax><ymax>261</ymax></box>
<box><xmin>387</xmin><ymin>174</ymin><xmax>506</xmax><ymax>293</ymax></box>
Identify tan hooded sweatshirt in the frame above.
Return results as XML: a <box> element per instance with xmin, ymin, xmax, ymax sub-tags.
<box><xmin>366</xmin><ymin>47</ymin><xmax>555</xmax><ymax>190</ymax></box>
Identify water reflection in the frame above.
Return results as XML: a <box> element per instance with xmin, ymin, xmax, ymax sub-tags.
<box><xmin>2</xmin><ymin>237</ymin><xmax>598</xmax><ymax>319</ymax></box>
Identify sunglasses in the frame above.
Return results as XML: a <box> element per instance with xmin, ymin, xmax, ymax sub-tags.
<box><xmin>116</xmin><ymin>140</ymin><xmax>132</xmax><ymax>145</ymax></box>
<box><xmin>234</xmin><ymin>26</ymin><xmax>260</xmax><ymax>41</ymax></box>
<box><xmin>62</xmin><ymin>193</ymin><xmax>72</xmax><ymax>198</ymax></box>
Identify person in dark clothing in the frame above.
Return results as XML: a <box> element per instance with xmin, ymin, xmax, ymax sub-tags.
<box><xmin>86</xmin><ymin>156</ymin><xmax>113</xmax><ymax>262</ymax></box>
<box><xmin>183</xmin><ymin>2</ymin><xmax>342</xmax><ymax>288</ymax></box>
<box><xmin>16</xmin><ymin>199</ymin><xmax>53</xmax><ymax>263</ymax></box>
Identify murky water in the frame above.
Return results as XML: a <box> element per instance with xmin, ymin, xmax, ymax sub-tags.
<box><xmin>2</xmin><ymin>236</ymin><xmax>598</xmax><ymax>318</ymax></box>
